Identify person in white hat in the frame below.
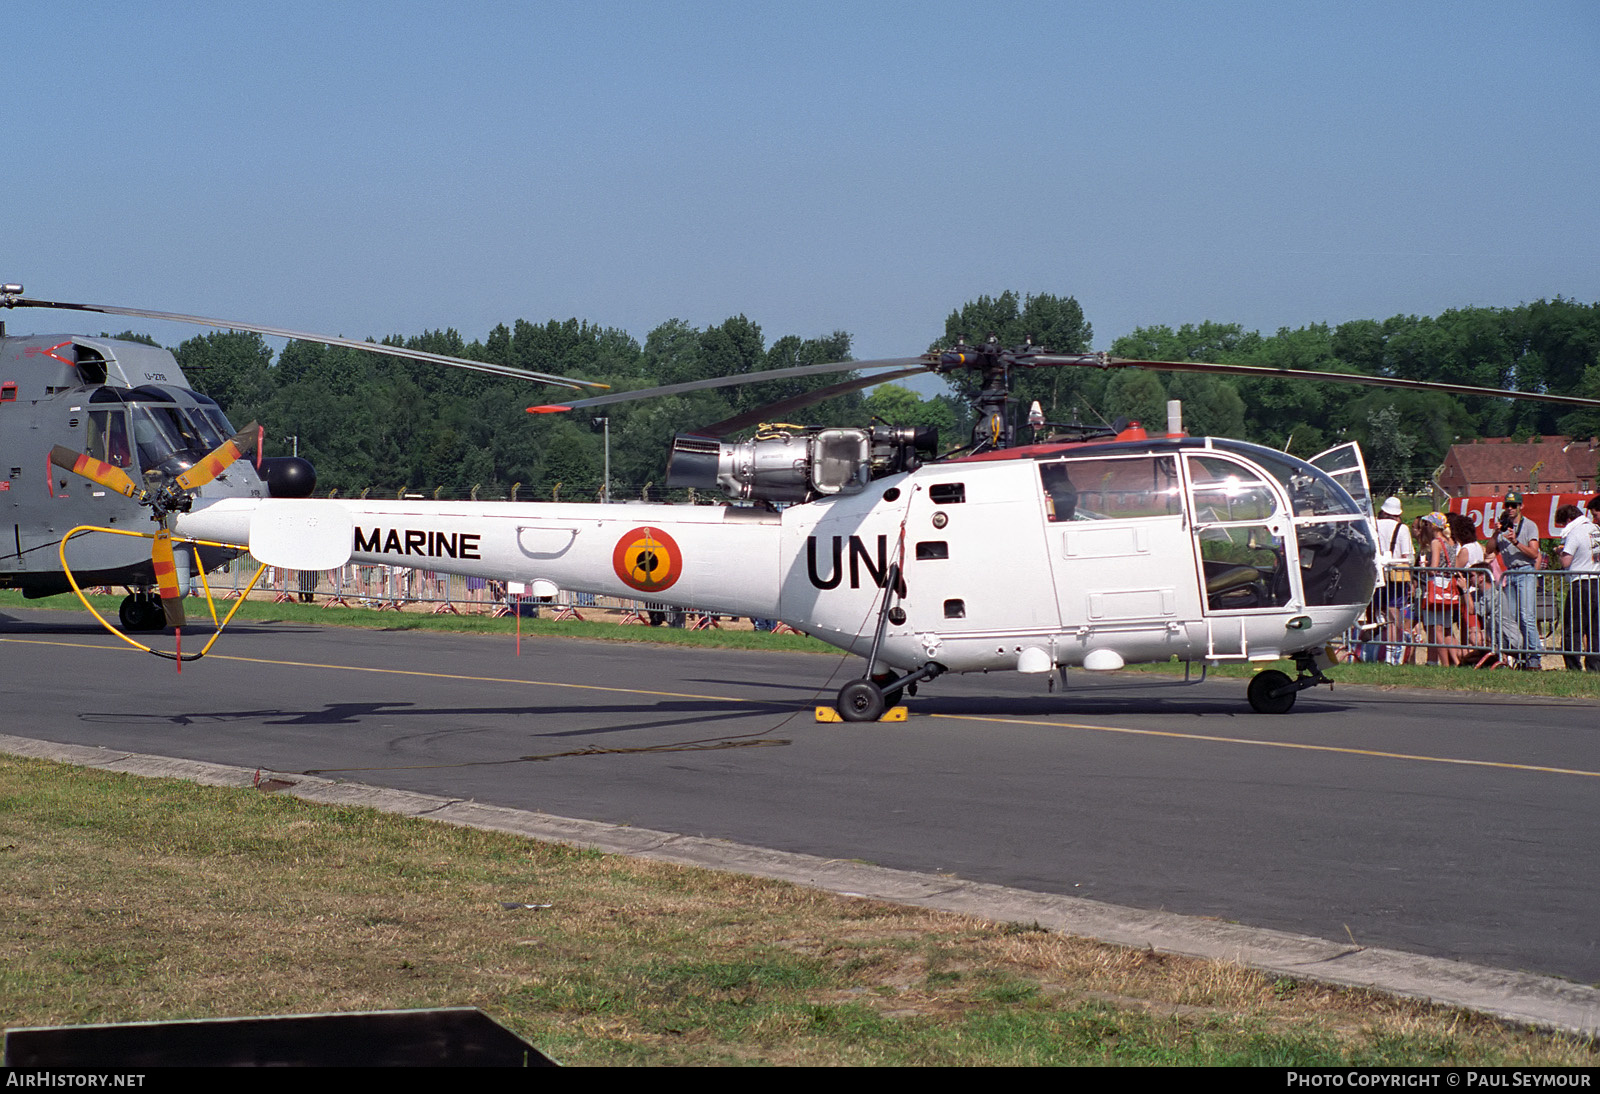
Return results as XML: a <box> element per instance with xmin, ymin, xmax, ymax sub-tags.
<box><xmin>1375</xmin><ymin>496</ymin><xmax>1413</xmax><ymax>663</ymax></box>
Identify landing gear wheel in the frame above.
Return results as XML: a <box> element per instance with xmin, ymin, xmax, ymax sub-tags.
<box><xmin>1248</xmin><ymin>669</ymin><xmax>1297</xmax><ymax>714</ymax></box>
<box><xmin>119</xmin><ymin>595</ymin><xmax>164</xmax><ymax>632</ymax></box>
<box><xmin>837</xmin><ymin>678</ymin><xmax>887</xmax><ymax>723</ymax></box>
<box><xmin>870</xmin><ymin>672</ymin><xmax>904</xmax><ymax>709</ymax></box>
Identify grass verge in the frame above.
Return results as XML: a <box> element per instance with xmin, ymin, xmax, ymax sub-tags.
<box><xmin>1</xmin><ymin>754</ymin><xmax>1592</xmax><ymax>1066</ymax></box>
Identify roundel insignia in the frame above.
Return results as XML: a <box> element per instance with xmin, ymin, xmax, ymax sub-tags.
<box><xmin>612</xmin><ymin>526</ymin><xmax>683</xmax><ymax>593</ymax></box>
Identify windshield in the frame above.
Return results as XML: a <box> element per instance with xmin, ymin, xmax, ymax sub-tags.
<box><xmin>130</xmin><ymin>404</ymin><xmax>224</xmax><ymax>472</ymax></box>
<box><xmin>85</xmin><ymin>385</ymin><xmax>239</xmax><ymax>475</ymax></box>
<box><xmin>186</xmin><ymin>393</ymin><xmax>237</xmax><ymax>449</ymax></box>
<box><xmin>1213</xmin><ymin>441</ymin><xmax>1363</xmax><ymax>518</ymax></box>
<box><xmin>1187</xmin><ymin>455</ymin><xmax>1280</xmax><ymax>524</ymax></box>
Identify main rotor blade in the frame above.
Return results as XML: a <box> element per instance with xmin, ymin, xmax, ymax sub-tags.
<box><xmin>528</xmin><ymin>356</ymin><xmax>931</xmax><ymax>415</ymax></box>
<box><xmin>175</xmin><ymin>422</ymin><xmax>262</xmax><ymax>493</ymax></box>
<box><xmin>49</xmin><ymin>446</ymin><xmax>147</xmax><ymax>501</ymax></box>
<box><xmin>150</xmin><ymin>528</ymin><xmax>185</xmax><ymax>629</ymax></box>
<box><xmin>1030</xmin><ymin>354</ymin><xmax>1600</xmax><ymax>409</ymax></box>
<box><xmin>693</xmin><ymin>366</ymin><xmax>928</xmax><ymax>438</ymax></box>
<box><xmin>8</xmin><ymin>297</ymin><xmax>607</xmax><ymax>393</ymax></box>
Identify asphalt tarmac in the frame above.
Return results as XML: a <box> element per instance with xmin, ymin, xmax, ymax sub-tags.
<box><xmin>4</xmin><ymin>606</ymin><xmax>1598</xmax><ymax>990</ymax></box>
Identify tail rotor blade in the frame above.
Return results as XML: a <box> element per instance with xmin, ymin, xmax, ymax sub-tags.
<box><xmin>49</xmin><ymin>446</ymin><xmax>146</xmax><ymax>501</ymax></box>
<box><xmin>151</xmin><ymin>528</ymin><xmax>186</xmax><ymax>629</ymax></box>
<box><xmin>175</xmin><ymin>421</ymin><xmax>261</xmax><ymax>492</ymax></box>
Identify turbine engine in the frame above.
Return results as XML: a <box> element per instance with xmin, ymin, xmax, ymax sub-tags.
<box><xmin>666</xmin><ymin>424</ymin><xmax>937</xmax><ymax>503</ymax></box>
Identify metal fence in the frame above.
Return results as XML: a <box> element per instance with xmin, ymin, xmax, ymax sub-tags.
<box><xmin>1344</xmin><ymin>564</ymin><xmax>1600</xmax><ymax>670</ymax></box>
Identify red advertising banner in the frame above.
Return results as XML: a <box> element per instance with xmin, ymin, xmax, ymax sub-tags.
<box><xmin>1446</xmin><ymin>493</ymin><xmax>1597</xmax><ymax>540</ymax></box>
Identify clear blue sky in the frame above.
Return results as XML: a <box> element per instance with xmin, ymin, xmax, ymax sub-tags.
<box><xmin>9</xmin><ymin>1</ymin><xmax>1598</xmax><ymax>382</ymax></box>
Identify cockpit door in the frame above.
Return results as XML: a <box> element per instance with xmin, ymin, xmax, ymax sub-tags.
<box><xmin>1040</xmin><ymin>453</ymin><xmax>1204</xmax><ymax>662</ymax></box>
<box><xmin>1308</xmin><ymin>442</ymin><xmax>1376</xmax><ymax>528</ymax></box>
<box><xmin>1184</xmin><ymin>453</ymin><xmax>1297</xmax><ymax>647</ymax></box>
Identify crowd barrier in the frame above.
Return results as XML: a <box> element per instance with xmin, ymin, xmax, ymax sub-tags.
<box><xmin>1345</xmin><ymin>563</ymin><xmax>1600</xmax><ymax>670</ymax></box>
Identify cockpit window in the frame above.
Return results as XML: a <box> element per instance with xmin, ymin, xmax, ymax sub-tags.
<box><xmin>1186</xmin><ymin>456</ymin><xmax>1279</xmax><ymax>524</ymax></box>
<box><xmin>1196</xmin><ymin>525</ymin><xmax>1293</xmax><ymax>610</ymax></box>
<box><xmin>187</xmin><ymin>393</ymin><xmax>237</xmax><ymax>447</ymax></box>
<box><xmin>87</xmin><ymin>410</ymin><xmax>133</xmax><ymax>468</ymax></box>
<box><xmin>189</xmin><ymin>406</ymin><xmax>234</xmax><ymax>448</ymax></box>
<box><xmin>1040</xmin><ymin>455</ymin><xmax>1181</xmax><ymax>522</ymax></box>
<box><xmin>1239</xmin><ymin>447</ymin><xmax>1363</xmax><ymax>518</ymax></box>
<box><xmin>1298</xmin><ymin>519</ymin><xmax>1378</xmax><ymax>607</ymax></box>
<box><xmin>131</xmin><ymin>405</ymin><xmax>213</xmax><ymax>471</ymax></box>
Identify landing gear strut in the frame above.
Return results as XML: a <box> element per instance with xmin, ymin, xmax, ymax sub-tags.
<box><xmin>833</xmin><ymin>558</ymin><xmax>943</xmax><ymax>722</ymax></box>
<box><xmin>1246</xmin><ymin>650</ymin><xmax>1333</xmax><ymax>714</ymax></box>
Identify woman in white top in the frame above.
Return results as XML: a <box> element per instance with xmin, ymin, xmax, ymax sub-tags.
<box><xmin>1419</xmin><ymin>514</ymin><xmax>1460</xmax><ymax>667</ymax></box>
<box><xmin>1375</xmin><ymin>497</ymin><xmax>1414</xmax><ymax>664</ymax></box>
<box><xmin>1450</xmin><ymin>512</ymin><xmax>1486</xmax><ymax>651</ymax></box>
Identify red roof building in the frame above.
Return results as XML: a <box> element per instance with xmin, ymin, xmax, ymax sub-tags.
<box><xmin>1436</xmin><ymin>436</ymin><xmax>1600</xmax><ymax>497</ymax></box>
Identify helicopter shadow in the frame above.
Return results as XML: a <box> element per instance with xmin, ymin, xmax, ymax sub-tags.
<box><xmin>0</xmin><ymin>610</ymin><xmax>322</xmax><ymax>639</ymax></box>
<box><xmin>682</xmin><ymin>675</ymin><xmax>853</xmax><ymax>696</ymax></box>
<box><xmin>79</xmin><ymin>695</ymin><xmax>804</xmax><ymax>737</ymax></box>
<box><xmin>79</xmin><ymin>697</ymin><xmax>799</xmax><ymax>775</ymax></box>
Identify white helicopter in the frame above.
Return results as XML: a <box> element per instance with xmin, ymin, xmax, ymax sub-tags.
<box><xmin>15</xmin><ymin>294</ymin><xmax>1597</xmax><ymax>718</ymax></box>
<box><xmin>180</xmin><ymin>417</ymin><xmax>1381</xmax><ymax>718</ymax></box>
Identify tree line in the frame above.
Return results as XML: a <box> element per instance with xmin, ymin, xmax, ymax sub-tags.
<box><xmin>133</xmin><ymin>292</ymin><xmax>1599</xmax><ymax>500</ymax></box>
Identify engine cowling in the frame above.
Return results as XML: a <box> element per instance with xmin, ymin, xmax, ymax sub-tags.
<box><xmin>666</xmin><ymin>425</ymin><xmax>935</xmax><ymax>503</ymax></box>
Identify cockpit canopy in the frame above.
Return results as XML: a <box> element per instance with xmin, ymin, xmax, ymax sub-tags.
<box><xmin>1033</xmin><ymin>438</ymin><xmax>1376</xmax><ymax>610</ymax></box>
<box><xmin>86</xmin><ymin>384</ymin><xmax>239</xmax><ymax>478</ymax></box>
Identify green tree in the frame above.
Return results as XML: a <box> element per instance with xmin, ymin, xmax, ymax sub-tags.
<box><xmin>933</xmin><ymin>291</ymin><xmax>1094</xmax><ymax>436</ymax></box>
<box><xmin>1361</xmin><ymin>404</ymin><xmax>1418</xmax><ymax>494</ymax></box>
<box><xmin>862</xmin><ymin>383</ymin><xmax>959</xmax><ymax>446</ymax></box>
<box><xmin>173</xmin><ymin>331</ymin><xmax>274</xmax><ymax>421</ymax></box>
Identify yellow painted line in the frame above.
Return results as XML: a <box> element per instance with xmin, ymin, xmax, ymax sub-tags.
<box><xmin>930</xmin><ymin>712</ymin><xmax>1600</xmax><ymax>779</ymax></box>
<box><xmin>0</xmin><ymin>637</ymin><xmax>144</xmax><ymax>653</ymax></box>
<box><xmin>0</xmin><ymin>637</ymin><xmax>757</xmax><ymax>706</ymax></box>
<box><xmin>207</xmin><ymin>652</ymin><xmax>757</xmax><ymax>705</ymax></box>
<box><xmin>7</xmin><ymin>635</ymin><xmax>1593</xmax><ymax>778</ymax></box>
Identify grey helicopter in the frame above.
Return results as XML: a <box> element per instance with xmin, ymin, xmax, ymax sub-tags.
<box><xmin>0</xmin><ymin>283</ymin><xmax>606</xmax><ymax>633</ymax></box>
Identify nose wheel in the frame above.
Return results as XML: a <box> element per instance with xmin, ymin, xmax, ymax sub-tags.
<box><xmin>1246</xmin><ymin>669</ymin><xmax>1296</xmax><ymax>714</ymax></box>
<box><xmin>118</xmin><ymin>593</ymin><xmax>167</xmax><ymax>632</ymax></box>
<box><xmin>1247</xmin><ymin>652</ymin><xmax>1334</xmax><ymax>714</ymax></box>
